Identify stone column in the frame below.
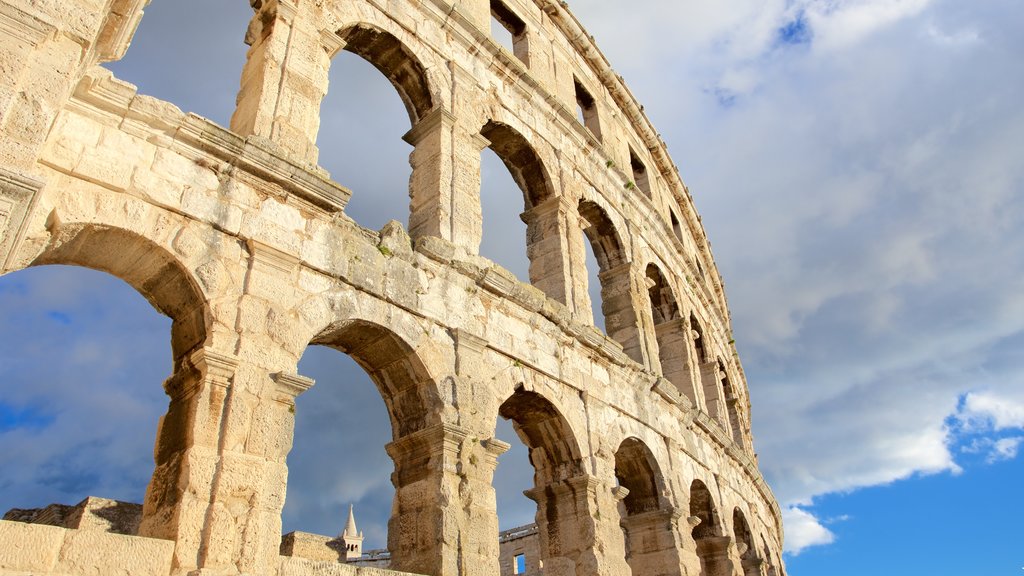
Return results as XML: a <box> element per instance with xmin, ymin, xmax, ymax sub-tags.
<box><xmin>598</xmin><ymin>262</ymin><xmax>644</xmax><ymax>364</ymax></box>
<box><xmin>621</xmin><ymin>508</ymin><xmax>686</xmax><ymax>576</ymax></box>
<box><xmin>231</xmin><ymin>0</ymin><xmax>334</xmax><ymax>164</ymax></box>
<box><xmin>139</xmin><ymin>348</ymin><xmax>238</xmax><ymax>574</ymax></box>
<box><xmin>525</xmin><ymin>474</ymin><xmax>630</xmax><ymax>576</ymax></box>
<box><xmin>404</xmin><ymin>107</ymin><xmax>458</xmax><ymax>243</ymax></box>
<box><xmin>521</xmin><ymin>196</ymin><xmax>574</xmax><ymax>306</ymax></box>
<box><xmin>385</xmin><ymin>422</ymin><xmax>508</xmax><ymax>576</ymax></box>
<box><xmin>654</xmin><ymin>318</ymin><xmax>699</xmax><ymax>406</ymax></box>
<box><xmin>694</xmin><ymin>536</ymin><xmax>737</xmax><ymax>576</ymax></box>
<box><xmin>700</xmin><ymin>362</ymin><xmax>727</xmax><ymax>426</ymax></box>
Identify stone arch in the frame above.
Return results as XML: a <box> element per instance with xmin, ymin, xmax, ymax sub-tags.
<box><xmin>614</xmin><ymin>437</ymin><xmax>684</xmax><ymax>576</ymax></box>
<box><xmin>499</xmin><ymin>387</ymin><xmax>600</xmax><ymax>575</ymax></box>
<box><xmin>646</xmin><ymin>263</ymin><xmax>697</xmax><ymax>404</ymax></box>
<box><xmin>689</xmin><ymin>479</ymin><xmax>733</xmax><ymax>576</ymax></box>
<box><xmin>480</xmin><ymin>120</ymin><xmax>553</xmax><ymax>210</ymax></box>
<box><xmin>732</xmin><ymin>508</ymin><xmax>760</xmax><ymax>576</ymax></box>
<box><xmin>579</xmin><ymin>199</ymin><xmax>642</xmax><ymax>362</ymax></box>
<box><xmin>295</xmin><ymin>318</ymin><xmax>447</xmax><ymax>573</ymax></box>
<box><xmin>331</xmin><ymin>24</ymin><xmax>435</xmax><ymax>126</ymax></box>
<box><xmin>761</xmin><ymin>535</ymin><xmax>779</xmax><ymax>576</ymax></box>
<box><xmin>30</xmin><ymin>222</ymin><xmax>208</xmax><ymax>364</ymax></box>
<box><xmin>690</xmin><ymin>314</ymin><xmax>720</xmax><ymax>416</ymax></box>
<box><xmin>309</xmin><ymin>318</ymin><xmax>443</xmax><ymax>438</ymax></box>
<box><xmin>479</xmin><ymin>120</ymin><xmax>571</xmax><ymax>304</ymax></box>
<box><xmin>11</xmin><ymin>220</ymin><xmax>229</xmax><ymax>567</ymax></box>
<box><xmin>719</xmin><ymin>360</ymin><xmax>744</xmax><ymax>446</ymax></box>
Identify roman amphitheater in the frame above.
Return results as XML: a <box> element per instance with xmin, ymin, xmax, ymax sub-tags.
<box><xmin>0</xmin><ymin>0</ymin><xmax>786</xmax><ymax>575</ymax></box>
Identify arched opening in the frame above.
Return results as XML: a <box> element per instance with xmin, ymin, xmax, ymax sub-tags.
<box><xmin>1</xmin><ymin>224</ymin><xmax>212</xmax><ymax>553</ymax></box>
<box><xmin>690</xmin><ymin>315</ymin><xmax>720</xmax><ymax>416</ymax></box>
<box><xmin>0</xmin><ymin>265</ymin><xmax>170</xmax><ymax>534</ymax></box>
<box><xmin>498</xmin><ymin>388</ymin><xmax>593</xmax><ymax>575</ymax></box>
<box><xmin>281</xmin><ymin>347</ymin><xmax>393</xmax><ymax>564</ymax></box>
<box><xmin>720</xmin><ymin>361</ymin><xmax>745</xmax><ymax>446</ymax></box>
<box><xmin>689</xmin><ymin>480</ymin><xmax>733</xmax><ymax>576</ymax></box>
<box><xmin>614</xmin><ymin>438</ymin><xmax>683</xmax><ymax>576</ymax></box>
<box><xmin>579</xmin><ymin>200</ymin><xmax>642</xmax><ymax>361</ymax></box>
<box><xmin>647</xmin><ymin>265</ymin><xmax>696</xmax><ymax>403</ymax></box>
<box><xmin>732</xmin><ymin>509</ymin><xmax>761</xmax><ymax>576</ymax></box>
<box><xmin>103</xmin><ymin>0</ymin><xmax>251</xmax><ymax>127</ymax></box>
<box><xmin>479</xmin><ymin>121</ymin><xmax>564</xmax><ymax>300</ymax></box>
<box><xmin>317</xmin><ymin>24</ymin><xmax>435</xmax><ymax>233</ymax></box>
<box><xmin>761</xmin><ymin>536</ymin><xmax>779</xmax><ymax>576</ymax></box>
<box><xmin>282</xmin><ymin>320</ymin><xmax>442</xmax><ymax>573</ymax></box>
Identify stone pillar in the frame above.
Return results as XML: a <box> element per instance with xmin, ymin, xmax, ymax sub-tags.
<box><xmin>700</xmin><ymin>362</ymin><xmax>727</xmax><ymax>426</ymax></box>
<box><xmin>521</xmin><ymin>196</ymin><xmax>574</xmax><ymax>306</ymax></box>
<box><xmin>694</xmin><ymin>536</ymin><xmax>736</xmax><ymax>576</ymax></box>
<box><xmin>525</xmin><ymin>474</ymin><xmax>630</xmax><ymax>576</ymax></box>
<box><xmin>231</xmin><ymin>0</ymin><xmax>333</xmax><ymax>164</ymax></box>
<box><xmin>566</xmin><ymin>204</ymin><xmax>595</xmax><ymax>324</ymax></box>
<box><xmin>654</xmin><ymin>319</ymin><xmax>699</xmax><ymax>406</ymax></box>
<box><xmin>621</xmin><ymin>508</ymin><xmax>686</xmax><ymax>576</ymax></box>
<box><xmin>404</xmin><ymin>108</ymin><xmax>457</xmax><ymax>243</ymax></box>
<box><xmin>598</xmin><ymin>262</ymin><xmax>644</xmax><ymax>364</ymax></box>
<box><xmin>385</xmin><ymin>422</ymin><xmax>508</xmax><ymax>576</ymax></box>
<box><xmin>140</xmin><ymin>348</ymin><xmax>238</xmax><ymax>574</ymax></box>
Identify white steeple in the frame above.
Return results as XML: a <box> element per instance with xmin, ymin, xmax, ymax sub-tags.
<box><xmin>340</xmin><ymin>504</ymin><xmax>364</xmax><ymax>560</ymax></box>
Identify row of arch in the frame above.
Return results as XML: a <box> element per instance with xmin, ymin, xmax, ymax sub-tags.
<box><xmin>1</xmin><ymin>205</ymin><xmax>779</xmax><ymax>574</ymax></box>
<box><xmin>316</xmin><ymin>20</ymin><xmax>750</xmax><ymax>450</ymax></box>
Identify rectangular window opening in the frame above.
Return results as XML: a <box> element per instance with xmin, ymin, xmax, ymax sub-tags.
<box><xmin>514</xmin><ymin>553</ymin><xmax>527</xmax><ymax>574</ymax></box>
<box><xmin>671</xmin><ymin>210</ymin><xmax>684</xmax><ymax>243</ymax></box>
<box><xmin>574</xmin><ymin>77</ymin><xmax>602</xmax><ymax>141</ymax></box>
<box><xmin>491</xmin><ymin>0</ymin><xmax>530</xmax><ymax>66</ymax></box>
<box><xmin>629</xmin><ymin>147</ymin><xmax>652</xmax><ymax>197</ymax></box>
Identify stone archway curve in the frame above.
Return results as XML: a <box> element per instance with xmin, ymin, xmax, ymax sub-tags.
<box><xmin>331</xmin><ymin>23</ymin><xmax>437</xmax><ymax>126</ymax></box>
<box><xmin>26</xmin><ymin>221</ymin><xmax>210</xmax><ymax>364</ymax></box>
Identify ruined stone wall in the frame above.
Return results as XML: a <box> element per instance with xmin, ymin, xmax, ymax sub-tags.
<box><xmin>0</xmin><ymin>1</ymin><xmax>785</xmax><ymax>575</ymax></box>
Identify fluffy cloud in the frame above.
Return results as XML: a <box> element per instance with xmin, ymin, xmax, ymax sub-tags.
<box><xmin>781</xmin><ymin>507</ymin><xmax>835</xmax><ymax>555</ymax></box>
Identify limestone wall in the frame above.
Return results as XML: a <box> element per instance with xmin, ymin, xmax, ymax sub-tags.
<box><xmin>0</xmin><ymin>0</ymin><xmax>786</xmax><ymax>575</ymax></box>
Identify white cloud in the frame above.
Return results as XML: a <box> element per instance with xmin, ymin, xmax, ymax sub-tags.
<box><xmin>988</xmin><ymin>437</ymin><xmax>1024</xmax><ymax>463</ymax></box>
<box><xmin>782</xmin><ymin>506</ymin><xmax>835</xmax><ymax>555</ymax></box>
<box><xmin>960</xmin><ymin>391</ymin><xmax>1024</xmax><ymax>431</ymax></box>
<box><xmin>804</xmin><ymin>0</ymin><xmax>933</xmax><ymax>50</ymax></box>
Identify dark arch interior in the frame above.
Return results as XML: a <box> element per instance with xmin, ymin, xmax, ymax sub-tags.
<box><xmin>480</xmin><ymin>121</ymin><xmax>552</xmax><ymax>209</ymax></box>
<box><xmin>646</xmin><ymin>264</ymin><xmax>679</xmax><ymax>325</ymax></box>
<box><xmin>498</xmin><ymin>389</ymin><xmax>582</xmax><ymax>485</ymax></box>
<box><xmin>579</xmin><ymin>200</ymin><xmax>626</xmax><ymax>271</ymax></box>
<box><xmin>614</xmin><ymin>438</ymin><xmax>661</xmax><ymax>516</ymax></box>
<box><xmin>733</xmin><ymin>508</ymin><xmax>757</xmax><ymax>560</ymax></box>
<box><xmin>690</xmin><ymin>314</ymin><xmax>707</xmax><ymax>363</ymax></box>
<box><xmin>689</xmin><ymin>479</ymin><xmax>719</xmax><ymax>540</ymax></box>
<box><xmin>336</xmin><ymin>25</ymin><xmax>433</xmax><ymax>126</ymax></box>
<box><xmin>311</xmin><ymin>320</ymin><xmax>436</xmax><ymax>438</ymax></box>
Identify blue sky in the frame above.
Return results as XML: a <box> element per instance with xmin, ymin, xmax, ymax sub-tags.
<box><xmin>2</xmin><ymin>0</ymin><xmax>1023</xmax><ymax>573</ymax></box>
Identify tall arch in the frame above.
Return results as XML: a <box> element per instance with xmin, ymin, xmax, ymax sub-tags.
<box><xmin>480</xmin><ymin>121</ymin><xmax>569</xmax><ymax>304</ymax></box>
<box><xmin>579</xmin><ymin>200</ymin><xmax>641</xmax><ymax>362</ymax></box>
<box><xmin>17</xmin><ymin>222</ymin><xmax>224</xmax><ymax>570</ymax></box>
<box><xmin>732</xmin><ymin>509</ymin><xmax>761</xmax><ymax>576</ymax></box>
<box><xmin>646</xmin><ymin>264</ymin><xmax>697</xmax><ymax>403</ymax></box>
<box><xmin>298</xmin><ymin>318</ymin><xmax>446</xmax><ymax>574</ymax></box>
<box><xmin>499</xmin><ymin>388</ymin><xmax>596</xmax><ymax>575</ymax></box>
<box><xmin>689</xmin><ymin>480</ymin><xmax>733</xmax><ymax>576</ymax></box>
<box><xmin>614</xmin><ymin>438</ymin><xmax>683</xmax><ymax>576</ymax></box>
<box><xmin>690</xmin><ymin>315</ymin><xmax>720</xmax><ymax>417</ymax></box>
<box><xmin>719</xmin><ymin>360</ymin><xmax>745</xmax><ymax>446</ymax></box>
<box><xmin>333</xmin><ymin>24</ymin><xmax>434</xmax><ymax>126</ymax></box>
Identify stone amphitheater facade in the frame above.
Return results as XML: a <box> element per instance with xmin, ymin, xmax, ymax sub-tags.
<box><xmin>0</xmin><ymin>0</ymin><xmax>786</xmax><ymax>575</ymax></box>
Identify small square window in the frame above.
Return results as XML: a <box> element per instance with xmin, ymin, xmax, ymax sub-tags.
<box><xmin>629</xmin><ymin>147</ymin><xmax>651</xmax><ymax>197</ymax></box>
<box><xmin>491</xmin><ymin>0</ymin><xmax>530</xmax><ymax>66</ymax></box>
<box><xmin>574</xmin><ymin>78</ymin><xmax>602</xmax><ymax>141</ymax></box>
